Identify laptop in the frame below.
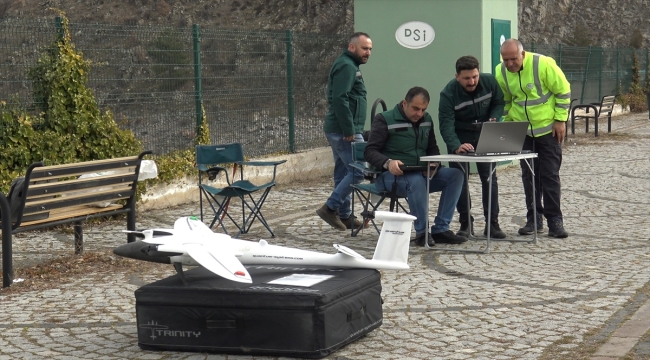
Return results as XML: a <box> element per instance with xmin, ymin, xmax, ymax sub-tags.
<box><xmin>459</xmin><ymin>121</ymin><xmax>529</xmax><ymax>156</ymax></box>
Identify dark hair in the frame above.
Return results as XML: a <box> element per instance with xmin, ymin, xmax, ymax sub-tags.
<box><xmin>350</xmin><ymin>32</ymin><xmax>370</xmax><ymax>44</ymax></box>
<box><xmin>455</xmin><ymin>55</ymin><xmax>480</xmax><ymax>74</ymax></box>
<box><xmin>405</xmin><ymin>86</ymin><xmax>430</xmax><ymax>103</ymax></box>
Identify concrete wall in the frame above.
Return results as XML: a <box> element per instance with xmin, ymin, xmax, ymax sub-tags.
<box><xmin>138</xmin><ymin>101</ymin><xmax>629</xmax><ymax>210</ymax></box>
<box><xmin>138</xmin><ymin>147</ymin><xmax>335</xmax><ymax>210</ymax></box>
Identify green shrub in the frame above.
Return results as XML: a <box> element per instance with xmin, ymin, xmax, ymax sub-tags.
<box><xmin>0</xmin><ymin>10</ymin><xmax>143</xmax><ymax>192</ymax></box>
<box><xmin>0</xmin><ymin>11</ymin><xmax>214</xmax><ymax>197</ymax></box>
<box><xmin>617</xmin><ymin>52</ymin><xmax>648</xmax><ymax>113</ymax></box>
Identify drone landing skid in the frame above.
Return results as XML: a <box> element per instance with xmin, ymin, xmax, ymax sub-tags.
<box><xmin>173</xmin><ymin>262</ymin><xmax>189</xmax><ymax>286</ymax></box>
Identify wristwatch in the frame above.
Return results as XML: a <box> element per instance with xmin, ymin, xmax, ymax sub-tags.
<box><xmin>383</xmin><ymin>159</ymin><xmax>392</xmax><ymax>170</ymax></box>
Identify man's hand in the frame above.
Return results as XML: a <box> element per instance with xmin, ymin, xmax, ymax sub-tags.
<box><xmin>343</xmin><ymin>135</ymin><xmax>355</xmax><ymax>142</ymax></box>
<box><xmin>387</xmin><ymin>159</ymin><xmax>404</xmax><ymax>175</ymax></box>
<box><xmin>552</xmin><ymin>121</ymin><xmax>566</xmax><ymax>143</ymax></box>
<box><xmin>455</xmin><ymin>143</ymin><xmax>474</xmax><ymax>154</ymax></box>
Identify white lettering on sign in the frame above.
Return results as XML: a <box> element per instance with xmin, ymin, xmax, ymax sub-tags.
<box><xmin>395</xmin><ymin>21</ymin><xmax>435</xmax><ymax>49</ymax></box>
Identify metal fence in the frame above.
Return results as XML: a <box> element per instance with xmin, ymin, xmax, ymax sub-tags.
<box><xmin>0</xmin><ymin>18</ymin><xmax>345</xmax><ymax>156</ymax></box>
<box><xmin>525</xmin><ymin>43</ymin><xmax>650</xmax><ymax>104</ymax></box>
<box><xmin>0</xmin><ymin>18</ymin><xmax>647</xmax><ymax>158</ymax></box>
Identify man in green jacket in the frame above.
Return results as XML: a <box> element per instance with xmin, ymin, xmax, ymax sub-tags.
<box><xmin>364</xmin><ymin>86</ymin><xmax>467</xmax><ymax>247</ymax></box>
<box><xmin>439</xmin><ymin>55</ymin><xmax>506</xmax><ymax>239</ymax></box>
<box><xmin>495</xmin><ymin>39</ymin><xmax>571</xmax><ymax>238</ymax></box>
<box><xmin>316</xmin><ymin>32</ymin><xmax>372</xmax><ymax>231</ymax></box>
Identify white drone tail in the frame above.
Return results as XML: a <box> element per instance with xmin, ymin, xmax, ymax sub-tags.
<box><xmin>371</xmin><ymin>211</ymin><xmax>417</xmax><ymax>266</ymax></box>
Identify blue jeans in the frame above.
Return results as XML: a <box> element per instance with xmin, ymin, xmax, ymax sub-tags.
<box><xmin>375</xmin><ymin>167</ymin><xmax>464</xmax><ymax>235</ymax></box>
<box><xmin>324</xmin><ymin>132</ymin><xmax>365</xmax><ymax>219</ymax></box>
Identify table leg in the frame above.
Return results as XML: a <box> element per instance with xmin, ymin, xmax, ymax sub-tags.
<box><xmin>425</xmin><ymin>165</ymin><xmax>433</xmax><ymax>249</ymax></box>
<box><xmin>463</xmin><ymin>162</ymin><xmax>473</xmax><ymax>240</ymax></box>
<box><xmin>529</xmin><ymin>157</ymin><xmax>538</xmax><ymax>244</ymax></box>
<box><xmin>484</xmin><ymin>162</ymin><xmax>495</xmax><ymax>254</ymax></box>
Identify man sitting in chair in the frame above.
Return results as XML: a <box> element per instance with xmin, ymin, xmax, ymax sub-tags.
<box><xmin>364</xmin><ymin>86</ymin><xmax>468</xmax><ymax>247</ymax></box>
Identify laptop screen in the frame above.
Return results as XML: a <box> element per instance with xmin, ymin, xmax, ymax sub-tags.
<box><xmin>467</xmin><ymin>121</ymin><xmax>529</xmax><ymax>155</ymax></box>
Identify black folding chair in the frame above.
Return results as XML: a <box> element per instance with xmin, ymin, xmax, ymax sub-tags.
<box><xmin>349</xmin><ymin>142</ymin><xmax>407</xmax><ymax>236</ymax></box>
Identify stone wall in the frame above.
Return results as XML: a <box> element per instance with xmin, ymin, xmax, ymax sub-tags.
<box><xmin>519</xmin><ymin>0</ymin><xmax>650</xmax><ymax>47</ymax></box>
<box><xmin>4</xmin><ymin>0</ymin><xmax>648</xmax><ymax>48</ymax></box>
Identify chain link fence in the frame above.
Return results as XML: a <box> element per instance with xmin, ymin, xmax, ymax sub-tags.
<box><xmin>526</xmin><ymin>43</ymin><xmax>649</xmax><ymax>104</ymax></box>
<box><xmin>0</xmin><ymin>18</ymin><xmax>346</xmax><ymax>157</ymax></box>
<box><xmin>1</xmin><ymin>18</ymin><xmax>647</xmax><ymax>158</ymax></box>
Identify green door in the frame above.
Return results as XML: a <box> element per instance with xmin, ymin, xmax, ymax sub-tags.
<box><xmin>491</xmin><ymin>19</ymin><xmax>511</xmax><ymax>73</ymax></box>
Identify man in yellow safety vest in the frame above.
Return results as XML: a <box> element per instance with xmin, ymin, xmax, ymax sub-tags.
<box><xmin>495</xmin><ymin>39</ymin><xmax>571</xmax><ymax>238</ymax></box>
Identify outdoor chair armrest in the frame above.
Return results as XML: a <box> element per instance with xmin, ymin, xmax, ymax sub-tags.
<box><xmin>350</xmin><ymin>162</ymin><xmax>380</xmax><ymax>174</ymax></box>
<box><xmin>203</xmin><ymin>166</ymin><xmax>229</xmax><ymax>181</ymax></box>
<box><xmin>240</xmin><ymin>160</ymin><xmax>287</xmax><ymax>167</ymax></box>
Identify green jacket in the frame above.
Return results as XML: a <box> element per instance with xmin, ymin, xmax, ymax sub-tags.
<box><xmin>372</xmin><ymin>104</ymin><xmax>434</xmax><ymax>167</ymax></box>
<box><xmin>438</xmin><ymin>73</ymin><xmax>505</xmax><ymax>153</ymax></box>
<box><xmin>495</xmin><ymin>52</ymin><xmax>571</xmax><ymax>137</ymax></box>
<box><xmin>323</xmin><ymin>50</ymin><xmax>367</xmax><ymax>136</ymax></box>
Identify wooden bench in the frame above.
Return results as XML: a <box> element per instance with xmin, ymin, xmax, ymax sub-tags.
<box><xmin>1</xmin><ymin>151</ymin><xmax>151</xmax><ymax>287</ymax></box>
<box><xmin>570</xmin><ymin>95</ymin><xmax>617</xmax><ymax>136</ymax></box>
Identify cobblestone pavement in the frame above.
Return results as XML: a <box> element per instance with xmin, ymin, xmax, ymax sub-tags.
<box><xmin>0</xmin><ymin>114</ymin><xmax>649</xmax><ymax>359</ymax></box>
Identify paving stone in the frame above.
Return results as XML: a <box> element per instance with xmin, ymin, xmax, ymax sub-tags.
<box><xmin>0</xmin><ymin>113</ymin><xmax>649</xmax><ymax>359</ymax></box>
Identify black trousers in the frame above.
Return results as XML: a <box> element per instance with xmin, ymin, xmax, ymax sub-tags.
<box><xmin>520</xmin><ymin>133</ymin><xmax>563</xmax><ymax>223</ymax></box>
<box><xmin>449</xmin><ymin>160</ymin><xmax>499</xmax><ymax>222</ymax></box>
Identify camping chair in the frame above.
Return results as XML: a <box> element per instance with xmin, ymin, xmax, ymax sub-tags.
<box><xmin>196</xmin><ymin>143</ymin><xmax>286</xmax><ymax>237</ymax></box>
<box><xmin>349</xmin><ymin>141</ymin><xmax>408</xmax><ymax>237</ymax></box>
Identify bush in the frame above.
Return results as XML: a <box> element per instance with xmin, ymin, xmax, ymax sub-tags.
<box><xmin>0</xmin><ymin>10</ymin><xmax>143</xmax><ymax>192</ymax></box>
<box><xmin>616</xmin><ymin>52</ymin><xmax>648</xmax><ymax>113</ymax></box>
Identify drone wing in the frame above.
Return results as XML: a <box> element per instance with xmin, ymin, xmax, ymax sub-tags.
<box><xmin>184</xmin><ymin>242</ymin><xmax>252</xmax><ymax>283</ymax></box>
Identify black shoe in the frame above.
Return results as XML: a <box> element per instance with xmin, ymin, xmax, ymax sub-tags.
<box><xmin>548</xmin><ymin>219</ymin><xmax>569</xmax><ymax>238</ymax></box>
<box><xmin>518</xmin><ymin>221</ymin><xmax>544</xmax><ymax>235</ymax></box>
<box><xmin>431</xmin><ymin>230</ymin><xmax>468</xmax><ymax>244</ymax></box>
<box><xmin>484</xmin><ymin>221</ymin><xmax>506</xmax><ymax>239</ymax></box>
<box><xmin>340</xmin><ymin>215</ymin><xmax>369</xmax><ymax>230</ymax></box>
<box><xmin>457</xmin><ymin>216</ymin><xmax>475</xmax><ymax>237</ymax></box>
<box><xmin>413</xmin><ymin>232</ymin><xmax>435</xmax><ymax>247</ymax></box>
<box><xmin>316</xmin><ymin>204</ymin><xmax>346</xmax><ymax>231</ymax></box>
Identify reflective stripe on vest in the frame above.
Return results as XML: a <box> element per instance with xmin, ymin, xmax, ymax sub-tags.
<box><xmin>500</xmin><ymin>54</ymin><xmax>553</xmax><ymax>107</ymax></box>
<box><xmin>387</xmin><ymin>122</ymin><xmax>431</xmax><ymax>130</ymax></box>
<box><xmin>454</xmin><ymin>92</ymin><xmax>493</xmax><ymax>111</ymax></box>
<box><xmin>527</xmin><ymin>122</ymin><xmax>553</xmax><ymax>137</ymax></box>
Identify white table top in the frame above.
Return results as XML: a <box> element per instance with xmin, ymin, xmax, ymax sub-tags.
<box><xmin>421</xmin><ymin>153</ymin><xmax>537</xmax><ymax>163</ymax></box>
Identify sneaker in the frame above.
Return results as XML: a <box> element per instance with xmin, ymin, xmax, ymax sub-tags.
<box><xmin>413</xmin><ymin>232</ymin><xmax>435</xmax><ymax>247</ymax></box>
<box><xmin>457</xmin><ymin>214</ymin><xmax>474</xmax><ymax>237</ymax></box>
<box><xmin>340</xmin><ymin>215</ymin><xmax>369</xmax><ymax>230</ymax></box>
<box><xmin>518</xmin><ymin>221</ymin><xmax>544</xmax><ymax>235</ymax></box>
<box><xmin>484</xmin><ymin>221</ymin><xmax>506</xmax><ymax>239</ymax></box>
<box><xmin>431</xmin><ymin>230</ymin><xmax>468</xmax><ymax>244</ymax></box>
<box><xmin>548</xmin><ymin>219</ymin><xmax>569</xmax><ymax>238</ymax></box>
<box><xmin>316</xmin><ymin>204</ymin><xmax>346</xmax><ymax>231</ymax></box>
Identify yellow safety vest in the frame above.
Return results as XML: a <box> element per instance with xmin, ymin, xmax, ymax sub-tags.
<box><xmin>495</xmin><ymin>52</ymin><xmax>571</xmax><ymax>137</ymax></box>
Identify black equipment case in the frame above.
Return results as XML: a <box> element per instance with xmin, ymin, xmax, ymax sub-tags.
<box><xmin>134</xmin><ymin>265</ymin><xmax>383</xmax><ymax>358</ymax></box>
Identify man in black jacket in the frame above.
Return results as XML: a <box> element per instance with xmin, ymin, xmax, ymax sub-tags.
<box><xmin>364</xmin><ymin>86</ymin><xmax>467</xmax><ymax>247</ymax></box>
<box><xmin>438</xmin><ymin>56</ymin><xmax>506</xmax><ymax>238</ymax></box>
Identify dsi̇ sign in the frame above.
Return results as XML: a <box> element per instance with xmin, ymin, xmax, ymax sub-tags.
<box><xmin>395</xmin><ymin>21</ymin><xmax>435</xmax><ymax>49</ymax></box>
